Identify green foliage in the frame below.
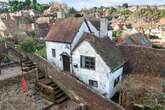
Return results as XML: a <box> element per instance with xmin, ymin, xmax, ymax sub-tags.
<box><xmin>152</xmin><ymin>44</ymin><xmax>165</xmax><ymax>49</ymax></box>
<box><xmin>0</xmin><ymin>37</ymin><xmax>6</xmax><ymax>43</ymax></box>
<box><xmin>106</xmin><ymin>16</ymin><xmax>113</xmax><ymax>21</ymax></box>
<box><xmin>119</xmin><ymin>9</ymin><xmax>132</xmax><ymax>16</ymax></box>
<box><xmin>109</xmin><ymin>7</ymin><xmax>117</xmax><ymax>14</ymax></box>
<box><xmin>69</xmin><ymin>7</ymin><xmax>77</xmax><ymax>15</ymax></box>
<box><xmin>9</xmin><ymin>0</ymin><xmax>28</xmax><ymax>12</ymax></box>
<box><xmin>160</xmin><ymin>10</ymin><xmax>165</xmax><ymax>18</ymax></box>
<box><xmin>32</xmin><ymin>0</ymin><xmax>37</xmax><ymax>10</ymax></box>
<box><xmin>112</xmin><ymin>31</ymin><xmax>122</xmax><ymax>42</ymax></box>
<box><xmin>20</xmin><ymin>37</ymin><xmax>35</xmax><ymax>53</ymax></box>
<box><xmin>35</xmin><ymin>3</ymin><xmax>45</xmax><ymax>12</ymax></box>
<box><xmin>26</xmin><ymin>31</ymin><xmax>36</xmax><ymax>38</ymax></box>
<box><xmin>122</xmin><ymin>3</ymin><xmax>128</xmax><ymax>8</ymax></box>
<box><xmin>149</xmin><ymin>35</ymin><xmax>159</xmax><ymax>39</ymax></box>
<box><xmin>134</xmin><ymin>7</ymin><xmax>160</xmax><ymax>22</ymax></box>
<box><xmin>25</xmin><ymin>0</ymin><xmax>31</xmax><ymax>7</ymax></box>
<box><xmin>7</xmin><ymin>0</ymin><xmax>45</xmax><ymax>12</ymax></box>
<box><xmin>108</xmin><ymin>8</ymin><xmax>132</xmax><ymax>17</ymax></box>
<box><xmin>35</xmin><ymin>47</ymin><xmax>46</xmax><ymax>58</ymax></box>
<box><xmin>112</xmin><ymin>30</ymin><xmax>122</xmax><ymax>41</ymax></box>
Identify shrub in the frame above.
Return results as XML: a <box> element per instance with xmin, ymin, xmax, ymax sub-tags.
<box><xmin>149</xmin><ymin>35</ymin><xmax>159</xmax><ymax>39</ymax></box>
<box><xmin>152</xmin><ymin>44</ymin><xmax>165</xmax><ymax>49</ymax></box>
<box><xmin>20</xmin><ymin>37</ymin><xmax>35</xmax><ymax>53</ymax></box>
<box><xmin>35</xmin><ymin>47</ymin><xmax>46</xmax><ymax>58</ymax></box>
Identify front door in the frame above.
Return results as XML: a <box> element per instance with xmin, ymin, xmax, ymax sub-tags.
<box><xmin>62</xmin><ymin>55</ymin><xmax>70</xmax><ymax>72</ymax></box>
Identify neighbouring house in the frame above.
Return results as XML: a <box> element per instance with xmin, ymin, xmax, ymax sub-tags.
<box><xmin>36</xmin><ymin>23</ymin><xmax>50</xmax><ymax>38</ymax></box>
<box><xmin>0</xmin><ymin>18</ymin><xmax>8</xmax><ymax>37</ymax></box>
<box><xmin>36</xmin><ymin>17</ymin><xmax>54</xmax><ymax>24</ymax></box>
<box><xmin>0</xmin><ymin>1</ymin><xmax>9</xmax><ymax>9</ymax></box>
<box><xmin>117</xmin><ymin>31</ymin><xmax>152</xmax><ymax>47</ymax></box>
<box><xmin>72</xmin><ymin>33</ymin><xmax>126</xmax><ymax>98</ymax></box>
<box><xmin>36</xmin><ymin>17</ymin><xmax>55</xmax><ymax>38</ymax></box>
<box><xmin>45</xmin><ymin>17</ymin><xmax>126</xmax><ymax>98</ymax></box>
<box><xmin>0</xmin><ymin>15</ymin><xmax>18</xmax><ymax>38</ymax></box>
<box><xmin>44</xmin><ymin>3</ymin><xmax>67</xmax><ymax>19</ymax></box>
<box><xmin>21</xmin><ymin>9</ymin><xmax>41</xmax><ymax>17</ymax></box>
<box><xmin>19</xmin><ymin>23</ymin><xmax>35</xmax><ymax>32</ymax></box>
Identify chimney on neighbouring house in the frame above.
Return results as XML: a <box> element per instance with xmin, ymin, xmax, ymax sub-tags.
<box><xmin>100</xmin><ymin>17</ymin><xmax>108</xmax><ymax>38</ymax></box>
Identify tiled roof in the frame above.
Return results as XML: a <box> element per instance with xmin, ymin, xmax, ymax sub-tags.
<box><xmin>89</xmin><ymin>18</ymin><xmax>100</xmax><ymax>30</ymax></box>
<box><xmin>118</xmin><ymin>32</ymin><xmax>152</xmax><ymax>47</ymax></box>
<box><xmin>45</xmin><ymin>17</ymin><xmax>84</xmax><ymax>43</ymax></box>
<box><xmin>73</xmin><ymin>33</ymin><xmax>126</xmax><ymax>72</ymax></box>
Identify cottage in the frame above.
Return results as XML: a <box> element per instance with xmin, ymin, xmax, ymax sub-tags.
<box><xmin>72</xmin><ymin>33</ymin><xmax>126</xmax><ymax>98</ymax></box>
<box><xmin>45</xmin><ymin>17</ymin><xmax>125</xmax><ymax>98</ymax></box>
<box><xmin>45</xmin><ymin>17</ymin><xmax>94</xmax><ymax>71</ymax></box>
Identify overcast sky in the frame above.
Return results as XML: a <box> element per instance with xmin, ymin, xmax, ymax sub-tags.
<box><xmin>38</xmin><ymin>0</ymin><xmax>165</xmax><ymax>10</ymax></box>
<box><xmin>1</xmin><ymin>0</ymin><xmax>165</xmax><ymax>10</ymax></box>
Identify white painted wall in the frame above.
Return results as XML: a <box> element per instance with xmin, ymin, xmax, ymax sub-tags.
<box><xmin>72</xmin><ymin>41</ymin><xmax>124</xmax><ymax>98</ymax></box>
<box><xmin>72</xmin><ymin>21</ymin><xmax>100</xmax><ymax>49</ymax></box>
<box><xmin>71</xmin><ymin>22</ymin><xmax>90</xmax><ymax>49</ymax></box>
<box><xmin>46</xmin><ymin>18</ymin><xmax>123</xmax><ymax>98</ymax></box>
<box><xmin>87</xmin><ymin>21</ymin><xmax>99</xmax><ymax>37</ymax></box>
<box><xmin>108</xmin><ymin>67</ymin><xmax>123</xmax><ymax>98</ymax></box>
<box><xmin>57</xmin><ymin>11</ymin><xmax>65</xmax><ymax>19</ymax></box>
<box><xmin>46</xmin><ymin>20</ymin><xmax>97</xmax><ymax>71</ymax></box>
<box><xmin>46</xmin><ymin>41</ymin><xmax>71</xmax><ymax>71</ymax></box>
<box><xmin>108</xmin><ymin>30</ymin><xmax>113</xmax><ymax>40</ymax></box>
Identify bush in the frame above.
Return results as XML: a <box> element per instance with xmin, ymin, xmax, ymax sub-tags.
<box><xmin>152</xmin><ymin>44</ymin><xmax>165</xmax><ymax>49</ymax></box>
<box><xmin>112</xmin><ymin>30</ymin><xmax>122</xmax><ymax>41</ymax></box>
<box><xmin>35</xmin><ymin>47</ymin><xmax>46</xmax><ymax>58</ymax></box>
<box><xmin>20</xmin><ymin>37</ymin><xmax>35</xmax><ymax>53</ymax></box>
<box><xmin>149</xmin><ymin>35</ymin><xmax>159</xmax><ymax>39</ymax></box>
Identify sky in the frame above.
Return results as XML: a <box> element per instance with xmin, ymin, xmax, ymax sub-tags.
<box><xmin>1</xmin><ymin>0</ymin><xmax>165</xmax><ymax>10</ymax></box>
<box><xmin>38</xmin><ymin>0</ymin><xmax>165</xmax><ymax>10</ymax></box>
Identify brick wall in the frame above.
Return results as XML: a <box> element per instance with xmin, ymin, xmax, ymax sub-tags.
<box><xmin>118</xmin><ymin>45</ymin><xmax>165</xmax><ymax>77</ymax></box>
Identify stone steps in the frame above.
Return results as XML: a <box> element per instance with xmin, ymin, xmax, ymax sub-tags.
<box><xmin>38</xmin><ymin>77</ymin><xmax>69</xmax><ymax>104</ymax></box>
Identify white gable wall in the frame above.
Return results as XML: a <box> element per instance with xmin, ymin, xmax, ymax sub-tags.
<box><xmin>72</xmin><ymin>41</ymin><xmax>110</xmax><ymax>97</ymax></box>
<box><xmin>72</xmin><ymin>41</ymin><xmax>124</xmax><ymax>98</ymax></box>
<box><xmin>71</xmin><ymin>22</ymin><xmax>90</xmax><ymax>49</ymax></box>
<box><xmin>71</xmin><ymin>21</ymin><xmax>99</xmax><ymax>49</ymax></box>
<box><xmin>46</xmin><ymin>41</ymin><xmax>71</xmax><ymax>71</ymax></box>
<box><xmin>87</xmin><ymin>21</ymin><xmax>99</xmax><ymax>36</ymax></box>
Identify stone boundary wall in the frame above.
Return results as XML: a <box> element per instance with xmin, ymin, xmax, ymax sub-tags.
<box><xmin>118</xmin><ymin>45</ymin><xmax>165</xmax><ymax>77</ymax></box>
<box><xmin>0</xmin><ymin>70</ymin><xmax>37</xmax><ymax>88</ymax></box>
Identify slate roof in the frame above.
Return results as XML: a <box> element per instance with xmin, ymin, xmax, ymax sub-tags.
<box><xmin>45</xmin><ymin>17</ymin><xmax>84</xmax><ymax>43</ymax></box>
<box><xmin>73</xmin><ymin>33</ymin><xmax>126</xmax><ymax>72</ymax></box>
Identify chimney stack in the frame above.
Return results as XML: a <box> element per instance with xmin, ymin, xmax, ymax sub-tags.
<box><xmin>100</xmin><ymin>17</ymin><xmax>108</xmax><ymax>38</ymax></box>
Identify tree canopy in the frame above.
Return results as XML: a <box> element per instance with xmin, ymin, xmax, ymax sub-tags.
<box><xmin>122</xmin><ymin>3</ymin><xmax>128</xmax><ymax>8</ymax></box>
<box><xmin>5</xmin><ymin>0</ymin><xmax>46</xmax><ymax>12</ymax></box>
